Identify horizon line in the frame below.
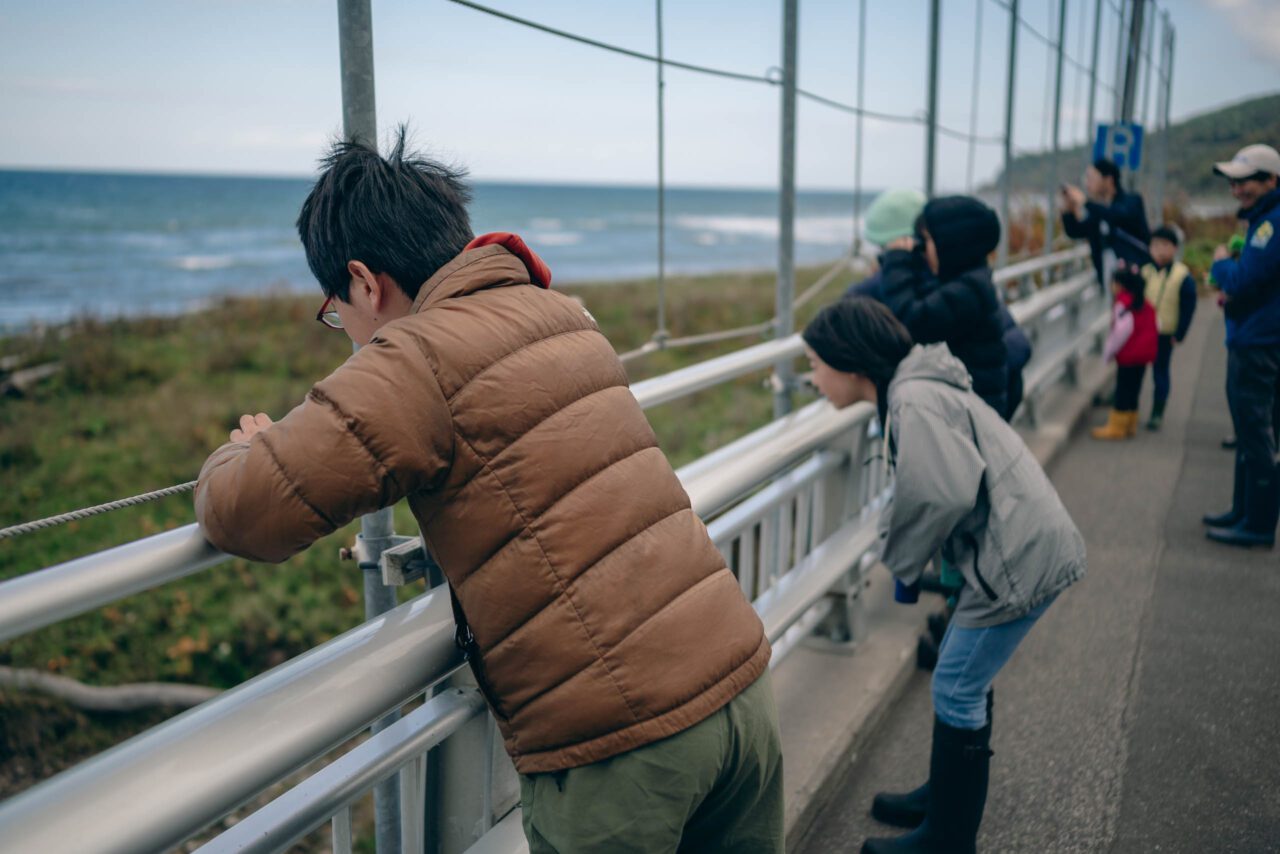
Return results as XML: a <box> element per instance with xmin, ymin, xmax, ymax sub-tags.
<box><xmin>0</xmin><ymin>164</ymin><xmax>901</xmax><ymax>196</ymax></box>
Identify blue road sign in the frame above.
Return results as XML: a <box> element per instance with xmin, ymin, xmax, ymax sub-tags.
<box><xmin>1093</xmin><ymin>123</ymin><xmax>1144</xmax><ymax>171</ymax></box>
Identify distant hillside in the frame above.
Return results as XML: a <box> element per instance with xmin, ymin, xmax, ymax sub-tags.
<box><xmin>988</xmin><ymin>92</ymin><xmax>1280</xmax><ymax>201</ymax></box>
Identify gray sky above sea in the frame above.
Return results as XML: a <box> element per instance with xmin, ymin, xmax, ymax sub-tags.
<box><xmin>1</xmin><ymin>0</ymin><xmax>1277</xmax><ymax>192</ymax></box>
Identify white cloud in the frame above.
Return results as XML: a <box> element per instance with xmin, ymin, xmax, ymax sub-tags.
<box><xmin>1202</xmin><ymin>0</ymin><xmax>1280</xmax><ymax>69</ymax></box>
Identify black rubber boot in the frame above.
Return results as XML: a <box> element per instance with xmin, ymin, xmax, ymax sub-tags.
<box><xmin>871</xmin><ymin>781</ymin><xmax>930</xmax><ymax>829</ymax></box>
<box><xmin>861</xmin><ymin>716</ymin><xmax>992</xmax><ymax>854</ymax></box>
<box><xmin>1203</xmin><ymin>454</ymin><xmax>1247</xmax><ymax>527</ymax></box>
<box><xmin>926</xmin><ymin>612</ymin><xmax>948</xmax><ymax>646</ymax></box>
<box><xmin>1207</xmin><ymin>469</ymin><xmax>1278</xmax><ymax>548</ymax></box>
<box><xmin>1146</xmin><ymin>399</ymin><xmax>1166</xmax><ymax>431</ymax></box>
<box><xmin>916</xmin><ymin>635</ymin><xmax>938</xmax><ymax>671</ymax></box>
<box><xmin>868</xmin><ymin>692</ymin><xmax>992</xmax><ymax>832</ymax></box>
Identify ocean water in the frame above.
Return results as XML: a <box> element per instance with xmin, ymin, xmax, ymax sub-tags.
<box><xmin>0</xmin><ymin>170</ymin><xmax>873</xmax><ymax>333</ymax></box>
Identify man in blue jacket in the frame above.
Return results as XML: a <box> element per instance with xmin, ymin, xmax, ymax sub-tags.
<box><xmin>1204</xmin><ymin>144</ymin><xmax>1280</xmax><ymax>548</ymax></box>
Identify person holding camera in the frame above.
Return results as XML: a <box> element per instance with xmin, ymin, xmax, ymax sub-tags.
<box><xmin>1060</xmin><ymin>158</ymin><xmax>1152</xmax><ymax>288</ymax></box>
<box><xmin>802</xmin><ymin>298</ymin><xmax>1086</xmax><ymax>854</ymax></box>
<box><xmin>1203</xmin><ymin>144</ymin><xmax>1280</xmax><ymax>549</ymax></box>
<box><xmin>879</xmin><ymin>196</ymin><xmax>1009</xmax><ymax>418</ymax></box>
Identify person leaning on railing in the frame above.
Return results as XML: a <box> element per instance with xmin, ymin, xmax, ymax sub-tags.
<box><xmin>847</xmin><ymin>190</ymin><xmax>1033</xmax><ymax>425</ymax></box>
<box><xmin>802</xmin><ymin>299</ymin><xmax>1086</xmax><ymax>854</ymax></box>
<box><xmin>878</xmin><ymin>196</ymin><xmax>1011</xmax><ymax>420</ymax></box>
<box><xmin>194</xmin><ymin>128</ymin><xmax>784</xmax><ymax>854</ymax></box>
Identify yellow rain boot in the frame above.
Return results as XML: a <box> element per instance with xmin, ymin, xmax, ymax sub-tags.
<box><xmin>1091</xmin><ymin>409</ymin><xmax>1129</xmax><ymax>440</ymax></box>
<box><xmin>1124</xmin><ymin>410</ymin><xmax>1140</xmax><ymax>438</ymax></box>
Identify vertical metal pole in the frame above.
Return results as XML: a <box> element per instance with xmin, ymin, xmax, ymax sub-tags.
<box><xmin>852</xmin><ymin>0</ymin><xmax>867</xmax><ymax>257</ymax></box>
<box><xmin>1120</xmin><ymin>0</ymin><xmax>1145</xmax><ymax>122</ymax></box>
<box><xmin>773</xmin><ymin>0</ymin><xmax>799</xmax><ymax>419</ymax></box>
<box><xmin>338</xmin><ymin>2</ymin><xmax>401</xmax><ymax>851</ymax></box>
<box><xmin>966</xmin><ymin>0</ymin><xmax>985</xmax><ymax>192</ymax></box>
<box><xmin>1070</xmin><ymin>0</ymin><xmax>1087</xmax><ymax>144</ymax></box>
<box><xmin>338</xmin><ymin>0</ymin><xmax>377</xmax><ymax>149</ymax></box>
<box><xmin>1112</xmin><ymin>0</ymin><xmax>1128</xmax><ymax>121</ymax></box>
<box><xmin>1137</xmin><ymin>0</ymin><xmax>1156</xmax><ymax>202</ymax></box>
<box><xmin>998</xmin><ymin>0</ymin><xmax>1020</xmax><ymax>266</ymax></box>
<box><xmin>1154</xmin><ymin>16</ymin><xmax>1174</xmax><ymax>224</ymax></box>
<box><xmin>654</xmin><ymin>0</ymin><xmax>668</xmax><ymax>344</ymax></box>
<box><xmin>1044</xmin><ymin>0</ymin><xmax>1069</xmax><ymax>257</ymax></box>
<box><xmin>1085</xmin><ymin>0</ymin><xmax>1103</xmax><ymax>149</ymax></box>
<box><xmin>1139</xmin><ymin>1</ymin><xmax>1155</xmax><ymax>128</ymax></box>
<box><xmin>924</xmin><ymin>0</ymin><xmax>941</xmax><ymax>198</ymax></box>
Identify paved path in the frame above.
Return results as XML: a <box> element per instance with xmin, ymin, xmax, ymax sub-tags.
<box><xmin>798</xmin><ymin>307</ymin><xmax>1280</xmax><ymax>854</ymax></box>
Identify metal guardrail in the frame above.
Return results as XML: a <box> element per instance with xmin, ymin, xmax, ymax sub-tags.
<box><xmin>0</xmin><ymin>246</ymin><xmax>1106</xmax><ymax>854</ymax></box>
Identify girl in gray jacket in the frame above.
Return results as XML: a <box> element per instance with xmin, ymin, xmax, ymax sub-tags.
<box><xmin>802</xmin><ymin>298</ymin><xmax>1086</xmax><ymax>854</ymax></box>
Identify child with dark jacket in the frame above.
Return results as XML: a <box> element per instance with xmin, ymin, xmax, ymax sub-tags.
<box><xmin>1093</xmin><ymin>264</ymin><xmax>1159</xmax><ymax>440</ymax></box>
<box><xmin>880</xmin><ymin>196</ymin><xmax>1009</xmax><ymax>418</ymax></box>
<box><xmin>1141</xmin><ymin>225</ymin><xmax>1198</xmax><ymax>430</ymax></box>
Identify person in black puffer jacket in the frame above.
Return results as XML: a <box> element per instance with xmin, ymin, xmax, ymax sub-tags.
<box><xmin>881</xmin><ymin>196</ymin><xmax>1009</xmax><ymax>416</ymax></box>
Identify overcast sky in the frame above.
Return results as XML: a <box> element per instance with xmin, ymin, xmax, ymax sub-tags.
<box><xmin>1</xmin><ymin>0</ymin><xmax>1276</xmax><ymax>192</ymax></box>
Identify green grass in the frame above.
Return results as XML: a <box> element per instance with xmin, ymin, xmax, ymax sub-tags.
<box><xmin>0</xmin><ymin>261</ymin><xmax>850</xmax><ymax>796</ymax></box>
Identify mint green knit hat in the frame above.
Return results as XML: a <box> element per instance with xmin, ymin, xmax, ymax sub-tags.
<box><xmin>863</xmin><ymin>188</ymin><xmax>927</xmax><ymax>246</ymax></box>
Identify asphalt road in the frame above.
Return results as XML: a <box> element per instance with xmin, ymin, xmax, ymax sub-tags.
<box><xmin>798</xmin><ymin>308</ymin><xmax>1280</xmax><ymax>854</ymax></box>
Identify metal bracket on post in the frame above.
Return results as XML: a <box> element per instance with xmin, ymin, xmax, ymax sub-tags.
<box><xmin>376</xmin><ymin>536</ymin><xmax>445</xmax><ymax>587</ymax></box>
<box><xmin>804</xmin><ymin>551</ymin><xmax>875</xmax><ymax>653</ymax></box>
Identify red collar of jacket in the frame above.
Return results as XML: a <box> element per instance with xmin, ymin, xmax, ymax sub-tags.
<box><xmin>465</xmin><ymin>233</ymin><xmax>552</xmax><ymax>288</ymax></box>
<box><xmin>411</xmin><ymin>234</ymin><xmax>553</xmax><ymax>314</ymax></box>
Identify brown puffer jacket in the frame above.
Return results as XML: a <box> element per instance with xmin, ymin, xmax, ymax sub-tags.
<box><xmin>195</xmin><ymin>244</ymin><xmax>770</xmax><ymax>773</ymax></box>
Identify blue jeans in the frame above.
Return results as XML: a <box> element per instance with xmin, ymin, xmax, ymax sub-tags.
<box><xmin>931</xmin><ymin>597</ymin><xmax>1056</xmax><ymax>730</ymax></box>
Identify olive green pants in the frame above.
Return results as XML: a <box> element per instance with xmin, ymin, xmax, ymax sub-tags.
<box><xmin>519</xmin><ymin>670</ymin><xmax>784</xmax><ymax>853</ymax></box>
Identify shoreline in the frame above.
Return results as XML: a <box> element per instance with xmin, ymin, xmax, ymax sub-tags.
<box><xmin>0</xmin><ymin>257</ymin><xmax>856</xmax><ymax>344</ymax></box>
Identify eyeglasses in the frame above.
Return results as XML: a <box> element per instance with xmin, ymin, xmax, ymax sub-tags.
<box><xmin>316</xmin><ymin>295</ymin><xmax>343</xmax><ymax>329</ymax></box>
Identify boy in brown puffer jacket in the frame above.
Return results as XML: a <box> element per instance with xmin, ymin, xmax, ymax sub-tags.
<box><xmin>195</xmin><ymin>130</ymin><xmax>782</xmax><ymax>853</ymax></box>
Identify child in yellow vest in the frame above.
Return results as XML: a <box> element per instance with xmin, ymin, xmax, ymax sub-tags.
<box><xmin>1142</xmin><ymin>226</ymin><xmax>1198</xmax><ymax>430</ymax></box>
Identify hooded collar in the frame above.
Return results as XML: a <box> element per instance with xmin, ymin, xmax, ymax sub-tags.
<box><xmin>410</xmin><ymin>233</ymin><xmax>552</xmax><ymax>314</ymax></box>
<box><xmin>888</xmin><ymin>343</ymin><xmax>973</xmax><ymax>396</ymax></box>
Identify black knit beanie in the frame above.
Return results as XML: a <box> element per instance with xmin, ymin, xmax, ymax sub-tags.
<box><xmin>802</xmin><ymin>298</ymin><xmax>914</xmax><ymax>392</ymax></box>
<box><xmin>921</xmin><ymin>196</ymin><xmax>1001</xmax><ymax>281</ymax></box>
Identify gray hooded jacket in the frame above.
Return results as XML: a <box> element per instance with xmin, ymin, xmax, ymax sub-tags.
<box><xmin>878</xmin><ymin>344</ymin><xmax>1086</xmax><ymax>627</ymax></box>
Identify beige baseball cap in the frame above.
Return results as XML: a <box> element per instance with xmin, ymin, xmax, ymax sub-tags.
<box><xmin>1213</xmin><ymin>144</ymin><xmax>1280</xmax><ymax>179</ymax></box>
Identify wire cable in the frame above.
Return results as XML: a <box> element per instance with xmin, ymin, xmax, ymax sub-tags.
<box><xmin>0</xmin><ymin>481</ymin><xmax>198</xmax><ymax>540</ymax></box>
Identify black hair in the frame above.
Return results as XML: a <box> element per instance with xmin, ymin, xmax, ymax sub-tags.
<box><xmin>1151</xmin><ymin>225</ymin><xmax>1180</xmax><ymax>246</ymax></box>
<box><xmin>1092</xmin><ymin>158</ymin><xmax>1123</xmax><ymax>193</ymax></box>
<box><xmin>297</xmin><ymin>125</ymin><xmax>475</xmax><ymax>302</ymax></box>
<box><xmin>1113</xmin><ymin>264</ymin><xmax>1146</xmax><ymax>311</ymax></box>
<box><xmin>803</xmin><ymin>297</ymin><xmax>914</xmax><ymax>421</ymax></box>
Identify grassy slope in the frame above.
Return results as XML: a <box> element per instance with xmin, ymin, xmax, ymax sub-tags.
<box><xmin>989</xmin><ymin>91</ymin><xmax>1280</xmax><ymax>201</ymax></box>
<box><xmin>0</xmin><ymin>262</ymin><xmax>850</xmax><ymax>794</ymax></box>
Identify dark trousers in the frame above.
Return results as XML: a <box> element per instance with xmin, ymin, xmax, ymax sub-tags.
<box><xmin>1115</xmin><ymin>363</ymin><xmax>1146</xmax><ymax>411</ymax></box>
<box><xmin>1226</xmin><ymin>346</ymin><xmax>1280</xmax><ymax>480</ymax></box>
<box><xmin>1152</xmin><ymin>335</ymin><xmax>1174</xmax><ymax>406</ymax></box>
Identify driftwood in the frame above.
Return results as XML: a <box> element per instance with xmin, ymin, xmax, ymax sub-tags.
<box><xmin>0</xmin><ymin>666</ymin><xmax>219</xmax><ymax>711</ymax></box>
<box><xmin>0</xmin><ymin>362</ymin><xmax>63</xmax><ymax>397</ymax></box>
